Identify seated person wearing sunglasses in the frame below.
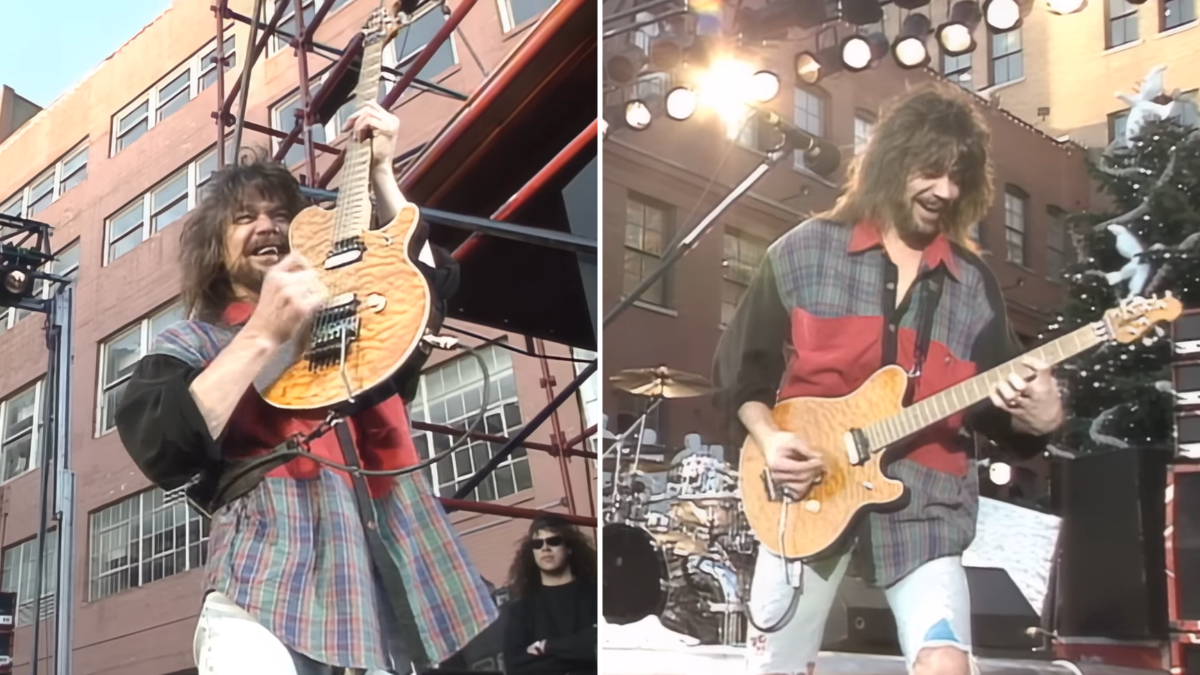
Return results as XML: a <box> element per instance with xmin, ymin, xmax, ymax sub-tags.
<box><xmin>502</xmin><ymin>516</ymin><xmax>598</xmax><ymax>675</ymax></box>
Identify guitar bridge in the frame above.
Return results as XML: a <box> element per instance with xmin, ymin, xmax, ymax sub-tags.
<box><xmin>760</xmin><ymin>470</ymin><xmax>800</xmax><ymax>502</ymax></box>
<box><xmin>305</xmin><ymin>294</ymin><xmax>361</xmax><ymax>370</ymax></box>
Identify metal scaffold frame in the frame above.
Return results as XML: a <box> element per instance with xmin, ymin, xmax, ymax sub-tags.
<box><xmin>208</xmin><ymin>0</ymin><xmax>599</xmax><ymax>527</ymax></box>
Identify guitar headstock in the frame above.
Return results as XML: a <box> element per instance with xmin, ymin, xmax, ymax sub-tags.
<box><xmin>1102</xmin><ymin>292</ymin><xmax>1184</xmax><ymax>344</ymax></box>
<box><xmin>363</xmin><ymin>2</ymin><xmax>405</xmax><ymax>46</ymax></box>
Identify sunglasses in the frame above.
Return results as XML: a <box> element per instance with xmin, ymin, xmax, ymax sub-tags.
<box><xmin>531</xmin><ymin>536</ymin><xmax>564</xmax><ymax>550</ymax></box>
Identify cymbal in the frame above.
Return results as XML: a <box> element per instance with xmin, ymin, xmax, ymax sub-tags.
<box><xmin>609</xmin><ymin>365</ymin><xmax>712</xmax><ymax>399</ymax></box>
<box><xmin>600</xmin><ymin>456</ymin><xmax>672</xmax><ymax>473</ymax></box>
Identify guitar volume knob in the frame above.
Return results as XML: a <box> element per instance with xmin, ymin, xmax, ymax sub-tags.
<box><xmin>805</xmin><ymin>500</ymin><xmax>821</xmax><ymax>513</ymax></box>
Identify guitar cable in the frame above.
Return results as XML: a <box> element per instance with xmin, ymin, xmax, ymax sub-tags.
<box><xmin>743</xmin><ymin>494</ymin><xmax>804</xmax><ymax>634</ymax></box>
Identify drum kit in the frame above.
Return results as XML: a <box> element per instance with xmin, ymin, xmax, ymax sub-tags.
<box><xmin>602</xmin><ymin>365</ymin><xmax>755</xmax><ymax>647</ymax></box>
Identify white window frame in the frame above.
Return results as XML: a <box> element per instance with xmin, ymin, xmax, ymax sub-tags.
<box><xmin>0</xmin><ymin>380</ymin><xmax>43</xmax><ymax>485</ymax></box>
<box><xmin>391</xmin><ymin>5</ymin><xmax>461</xmax><ymax>84</ymax></box>
<box><xmin>269</xmin><ymin>0</ymin><xmax>353</xmax><ymax>54</ymax></box>
<box><xmin>721</xmin><ymin>230</ymin><xmax>767</xmax><ymax>326</ymax></box>
<box><xmin>1</xmin><ymin>531</ymin><xmax>58</xmax><ymax>626</ymax></box>
<box><xmin>96</xmin><ymin>303</ymin><xmax>185</xmax><ymax>436</ymax></box>
<box><xmin>497</xmin><ymin>0</ymin><xmax>560</xmax><ymax>32</ymax></box>
<box><xmin>110</xmin><ymin>36</ymin><xmax>238</xmax><ymax>156</ymax></box>
<box><xmin>104</xmin><ymin>155</ymin><xmax>212</xmax><ymax>265</ymax></box>
<box><xmin>853</xmin><ymin>114</ymin><xmax>875</xmax><ymax>155</ymax></box>
<box><xmin>1004</xmin><ymin>189</ymin><xmax>1027</xmax><ymax>266</ymax></box>
<box><xmin>199</xmin><ymin>35</ymin><xmax>237</xmax><ymax>92</ymax></box>
<box><xmin>990</xmin><ymin>29</ymin><xmax>1023</xmax><ymax>87</ymax></box>
<box><xmin>0</xmin><ymin>142</ymin><xmax>90</xmax><ymax>222</ymax></box>
<box><xmin>573</xmin><ymin>348</ymin><xmax>600</xmax><ymax>457</ymax></box>
<box><xmin>943</xmin><ymin>50</ymin><xmax>973</xmax><ymax>89</ymax></box>
<box><xmin>89</xmin><ymin>488</ymin><xmax>211</xmax><ymax>601</ymax></box>
<box><xmin>793</xmin><ymin>87</ymin><xmax>827</xmax><ymax>171</ymax></box>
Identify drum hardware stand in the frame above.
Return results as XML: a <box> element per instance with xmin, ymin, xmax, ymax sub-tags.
<box><xmin>602</xmin><ymin>396</ymin><xmax>662</xmax><ymax>523</ymax></box>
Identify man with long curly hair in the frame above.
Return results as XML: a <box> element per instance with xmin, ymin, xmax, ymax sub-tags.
<box><xmin>115</xmin><ymin>101</ymin><xmax>496</xmax><ymax>674</ymax></box>
<box><xmin>502</xmin><ymin>515</ymin><xmax>597</xmax><ymax>675</ymax></box>
<box><xmin>714</xmin><ymin>83</ymin><xmax>1064</xmax><ymax>675</ymax></box>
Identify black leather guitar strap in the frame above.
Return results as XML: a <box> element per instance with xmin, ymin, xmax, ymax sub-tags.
<box><xmin>906</xmin><ymin>266</ymin><xmax>947</xmax><ymax>405</ymax></box>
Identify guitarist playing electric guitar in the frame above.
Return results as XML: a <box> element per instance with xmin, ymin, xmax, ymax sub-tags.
<box><xmin>714</xmin><ymin>83</ymin><xmax>1064</xmax><ymax>675</ymax></box>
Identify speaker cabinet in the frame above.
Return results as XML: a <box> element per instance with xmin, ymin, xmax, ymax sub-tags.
<box><xmin>1169</xmin><ymin>465</ymin><xmax>1200</xmax><ymax>631</ymax></box>
<box><xmin>822</xmin><ymin>567</ymin><xmax>1043</xmax><ymax>659</ymax></box>
<box><xmin>1052</xmin><ymin>448</ymin><xmax>1169</xmax><ymax>639</ymax></box>
<box><xmin>1175</xmin><ymin>362</ymin><xmax>1200</xmax><ymax>408</ymax></box>
<box><xmin>1173</xmin><ymin>309</ymin><xmax>1200</xmax><ymax>358</ymax></box>
<box><xmin>1179</xmin><ymin>412</ymin><xmax>1200</xmax><ymax>460</ymax></box>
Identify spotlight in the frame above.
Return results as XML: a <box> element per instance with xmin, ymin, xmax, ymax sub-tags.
<box><xmin>665</xmin><ymin>87</ymin><xmax>698</xmax><ymax>120</ymax></box>
<box><xmin>1046</xmin><ymin>0</ymin><xmax>1086</xmax><ymax>13</ymax></box>
<box><xmin>3</xmin><ymin>269</ymin><xmax>28</xmax><ymax>295</ymax></box>
<box><xmin>937</xmin><ymin>1</ymin><xmax>982</xmax><ymax>55</ymax></box>
<box><xmin>605</xmin><ymin>45</ymin><xmax>647</xmax><ymax>85</ymax></box>
<box><xmin>893</xmin><ymin>14</ymin><xmax>932</xmax><ymax>68</ymax></box>
<box><xmin>842</xmin><ymin>0</ymin><xmax>884</xmax><ymax>25</ymax></box>
<box><xmin>895</xmin><ymin>0</ymin><xmax>930</xmax><ymax>8</ymax></box>
<box><xmin>988</xmin><ymin>461</ymin><xmax>1012</xmax><ymax>486</ymax></box>
<box><xmin>750</xmin><ymin>70</ymin><xmax>780</xmax><ymax>102</ymax></box>
<box><xmin>794</xmin><ymin>46</ymin><xmax>843</xmax><ymax>84</ymax></box>
<box><xmin>841</xmin><ymin>32</ymin><xmax>889</xmax><ymax>72</ymax></box>
<box><xmin>983</xmin><ymin>0</ymin><xmax>1021</xmax><ymax>31</ymax></box>
<box><xmin>624</xmin><ymin>100</ymin><xmax>652</xmax><ymax>131</ymax></box>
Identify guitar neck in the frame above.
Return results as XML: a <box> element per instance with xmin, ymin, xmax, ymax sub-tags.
<box><xmin>333</xmin><ymin>36</ymin><xmax>387</xmax><ymax>240</ymax></box>
<box><xmin>862</xmin><ymin>322</ymin><xmax>1105</xmax><ymax>452</ymax></box>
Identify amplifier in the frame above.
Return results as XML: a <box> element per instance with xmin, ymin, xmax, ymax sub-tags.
<box><xmin>0</xmin><ymin>592</ymin><xmax>13</xmax><ymax>632</ymax></box>
<box><xmin>1175</xmin><ymin>310</ymin><xmax>1200</xmax><ymax>357</ymax></box>
<box><xmin>1171</xmin><ymin>633</ymin><xmax>1199</xmax><ymax>675</ymax></box>
<box><xmin>1175</xmin><ymin>361</ymin><xmax>1200</xmax><ymax>407</ymax></box>
<box><xmin>1168</xmin><ymin>464</ymin><xmax>1200</xmax><ymax>632</ymax></box>
<box><xmin>1180</xmin><ymin>411</ymin><xmax>1200</xmax><ymax>460</ymax></box>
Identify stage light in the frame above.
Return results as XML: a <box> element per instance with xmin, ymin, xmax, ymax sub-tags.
<box><xmin>989</xmin><ymin>461</ymin><xmax>1012</xmax><ymax>486</ymax></box>
<box><xmin>624</xmin><ymin>100</ymin><xmax>652</xmax><ymax>131</ymax></box>
<box><xmin>750</xmin><ymin>70</ymin><xmax>780</xmax><ymax>102</ymax></box>
<box><xmin>605</xmin><ymin>45</ymin><xmax>647</xmax><ymax>85</ymax></box>
<box><xmin>984</xmin><ymin>0</ymin><xmax>1021</xmax><ymax>31</ymax></box>
<box><xmin>3</xmin><ymin>269</ymin><xmax>28</xmax><ymax>295</ymax></box>
<box><xmin>893</xmin><ymin>14</ymin><xmax>932</xmax><ymax>68</ymax></box>
<box><xmin>794</xmin><ymin>46</ymin><xmax>843</xmax><ymax>85</ymax></box>
<box><xmin>665</xmin><ymin>87</ymin><xmax>698</xmax><ymax>120</ymax></box>
<box><xmin>842</xmin><ymin>0</ymin><xmax>884</xmax><ymax>25</ymax></box>
<box><xmin>841</xmin><ymin>32</ymin><xmax>889</xmax><ymax>71</ymax></box>
<box><xmin>895</xmin><ymin>0</ymin><xmax>931</xmax><ymax>8</ymax></box>
<box><xmin>1046</xmin><ymin>0</ymin><xmax>1086</xmax><ymax>13</ymax></box>
<box><xmin>937</xmin><ymin>1</ymin><xmax>982</xmax><ymax>55</ymax></box>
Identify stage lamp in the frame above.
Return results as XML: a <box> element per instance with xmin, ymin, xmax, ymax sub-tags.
<box><xmin>983</xmin><ymin>0</ymin><xmax>1021</xmax><ymax>31</ymax></box>
<box><xmin>937</xmin><ymin>1</ymin><xmax>982</xmax><ymax>55</ymax></box>
<box><xmin>841</xmin><ymin>32</ymin><xmax>889</xmax><ymax>72</ymax></box>
<box><xmin>795</xmin><ymin>46</ymin><xmax>843</xmax><ymax>84</ymax></box>
<box><xmin>842</xmin><ymin>0</ymin><xmax>884</xmax><ymax>25</ymax></box>
<box><xmin>624</xmin><ymin>100</ymin><xmax>652</xmax><ymax>131</ymax></box>
<box><xmin>988</xmin><ymin>461</ymin><xmax>1012</xmax><ymax>486</ymax></box>
<box><xmin>1046</xmin><ymin>0</ymin><xmax>1086</xmax><ymax>13</ymax></box>
<box><xmin>605</xmin><ymin>45</ymin><xmax>647</xmax><ymax>85</ymax></box>
<box><xmin>750</xmin><ymin>70</ymin><xmax>781</xmax><ymax>102</ymax></box>
<box><xmin>2</xmin><ymin>268</ymin><xmax>29</xmax><ymax>296</ymax></box>
<box><xmin>893</xmin><ymin>14</ymin><xmax>933</xmax><ymax>68</ymax></box>
<box><xmin>665</xmin><ymin>87</ymin><xmax>698</xmax><ymax>120</ymax></box>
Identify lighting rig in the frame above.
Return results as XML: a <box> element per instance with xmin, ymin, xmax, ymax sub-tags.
<box><xmin>0</xmin><ymin>214</ymin><xmax>64</xmax><ymax>314</ymax></box>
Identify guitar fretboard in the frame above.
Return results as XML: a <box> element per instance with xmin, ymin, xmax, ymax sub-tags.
<box><xmin>861</xmin><ymin>323</ymin><xmax>1105</xmax><ymax>452</ymax></box>
<box><xmin>333</xmin><ymin>37</ymin><xmax>387</xmax><ymax>240</ymax></box>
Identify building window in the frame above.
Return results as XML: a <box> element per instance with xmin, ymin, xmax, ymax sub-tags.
<box><xmin>1163</xmin><ymin>0</ymin><xmax>1197</xmax><ymax>29</ymax></box>
<box><xmin>272</xmin><ymin>80</ymin><xmax>375</xmax><ymax>169</ymax></box>
<box><xmin>394</xmin><ymin>6</ymin><xmax>459</xmax><ymax>82</ymax></box>
<box><xmin>793</xmin><ymin>88</ymin><xmax>827</xmax><ymax>171</ymax></box>
<box><xmin>722</xmin><ymin>230</ymin><xmax>767</xmax><ymax>326</ymax></box>
<box><xmin>943</xmin><ymin>51</ymin><xmax>973</xmax><ymax>89</ymax></box>
<box><xmin>623</xmin><ymin>194</ymin><xmax>670</xmax><ymax>307</ymax></box>
<box><xmin>1004</xmin><ymin>187</ymin><xmax>1028</xmax><ymax>266</ymax></box>
<box><xmin>1</xmin><ymin>532</ymin><xmax>57</xmax><ymax>626</ymax></box>
<box><xmin>1110</xmin><ymin>109</ymin><xmax>1130</xmax><ymax>144</ymax></box>
<box><xmin>0</xmin><ymin>381</ymin><xmax>41</xmax><ymax>483</ymax></box>
<box><xmin>969</xmin><ymin>221</ymin><xmax>984</xmax><ymax>248</ymax></box>
<box><xmin>97</xmin><ymin>303</ymin><xmax>186</xmax><ymax>436</ymax></box>
<box><xmin>1108</xmin><ymin>0</ymin><xmax>1140</xmax><ymax>47</ymax></box>
<box><xmin>272</xmin><ymin>0</ymin><xmax>353</xmax><ymax>52</ymax></box>
<box><xmin>1047</xmin><ymin>205</ymin><xmax>1069</xmax><ymax>279</ymax></box>
<box><xmin>0</xmin><ymin>142</ymin><xmax>90</xmax><ymax>222</ymax></box>
<box><xmin>498</xmin><ymin>0</ymin><xmax>557</xmax><ymax>31</ymax></box>
<box><xmin>104</xmin><ymin>154</ymin><xmax>214</xmax><ymax>264</ymax></box>
<box><xmin>573</xmin><ymin>348</ymin><xmax>600</xmax><ymax>457</ymax></box>
<box><xmin>614</xmin><ymin>392</ymin><xmax>662</xmax><ymax>439</ymax></box>
<box><xmin>1168</xmin><ymin>89</ymin><xmax>1200</xmax><ymax>129</ymax></box>
<box><xmin>89</xmin><ymin>488</ymin><xmax>211</xmax><ymax>600</ymax></box>
<box><xmin>853</xmin><ymin>114</ymin><xmax>875</xmax><ymax>155</ymax></box>
<box><xmin>196</xmin><ymin>139</ymin><xmax>236</xmax><ymax>202</ymax></box>
<box><xmin>990</xmin><ymin>30</ymin><xmax>1023</xmax><ymax>86</ymax></box>
<box><xmin>111</xmin><ymin>37</ymin><xmax>238</xmax><ymax>155</ymax></box>
<box><xmin>408</xmin><ymin>344</ymin><xmax>531</xmax><ymax>501</ymax></box>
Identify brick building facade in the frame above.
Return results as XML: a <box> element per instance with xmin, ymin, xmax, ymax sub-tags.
<box><xmin>0</xmin><ymin>0</ymin><xmax>593</xmax><ymax>673</ymax></box>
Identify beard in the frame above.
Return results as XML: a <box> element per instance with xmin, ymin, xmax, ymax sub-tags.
<box><xmin>227</xmin><ymin>258</ymin><xmax>268</xmax><ymax>298</ymax></box>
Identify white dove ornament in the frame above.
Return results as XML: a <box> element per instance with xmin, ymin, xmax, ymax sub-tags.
<box><xmin>1117</xmin><ymin>65</ymin><xmax>1177</xmax><ymax>146</ymax></box>
<box><xmin>1105</xmin><ymin>223</ymin><xmax>1162</xmax><ymax>297</ymax></box>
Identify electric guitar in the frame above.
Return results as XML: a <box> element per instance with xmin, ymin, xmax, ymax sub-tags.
<box><xmin>739</xmin><ymin>294</ymin><xmax>1183</xmax><ymax>560</ymax></box>
<box><xmin>254</xmin><ymin>5</ymin><xmax>438</xmax><ymax>410</ymax></box>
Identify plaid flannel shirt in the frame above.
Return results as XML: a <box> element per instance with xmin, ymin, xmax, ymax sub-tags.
<box><xmin>713</xmin><ymin>218</ymin><xmax>1045</xmax><ymax>587</ymax></box>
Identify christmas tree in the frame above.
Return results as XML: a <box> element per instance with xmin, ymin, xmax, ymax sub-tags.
<box><xmin>1044</xmin><ymin>73</ymin><xmax>1200</xmax><ymax>455</ymax></box>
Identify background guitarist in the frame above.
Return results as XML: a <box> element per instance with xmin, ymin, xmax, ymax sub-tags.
<box><xmin>713</xmin><ymin>83</ymin><xmax>1065</xmax><ymax>675</ymax></box>
<box><xmin>116</xmin><ymin>102</ymin><xmax>497</xmax><ymax>674</ymax></box>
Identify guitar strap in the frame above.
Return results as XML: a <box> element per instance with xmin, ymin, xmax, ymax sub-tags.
<box><xmin>906</xmin><ymin>266</ymin><xmax>947</xmax><ymax>406</ymax></box>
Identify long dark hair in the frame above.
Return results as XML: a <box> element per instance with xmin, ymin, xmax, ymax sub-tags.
<box><xmin>179</xmin><ymin>146</ymin><xmax>307</xmax><ymax>323</ymax></box>
<box><xmin>819</xmin><ymin>82</ymin><xmax>994</xmax><ymax>250</ymax></box>
<box><xmin>506</xmin><ymin>515</ymin><xmax>597</xmax><ymax>600</ymax></box>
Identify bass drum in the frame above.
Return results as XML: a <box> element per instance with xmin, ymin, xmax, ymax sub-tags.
<box><xmin>603</xmin><ymin>523</ymin><xmax>669</xmax><ymax>625</ymax></box>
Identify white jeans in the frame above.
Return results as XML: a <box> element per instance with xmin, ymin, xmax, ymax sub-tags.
<box><xmin>194</xmin><ymin>592</ymin><xmax>395</xmax><ymax>675</ymax></box>
<box><xmin>745</xmin><ymin>551</ymin><xmax>977</xmax><ymax>675</ymax></box>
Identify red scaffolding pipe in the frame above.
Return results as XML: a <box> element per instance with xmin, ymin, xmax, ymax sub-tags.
<box><xmin>413</xmin><ymin>421</ymin><xmax>596</xmax><ymax>460</ymax></box>
<box><xmin>453</xmin><ymin>118</ymin><xmax>597</xmax><ymax>260</ymax></box>
<box><xmin>291</xmin><ymin>0</ymin><xmax>319</xmax><ymax>180</ymax></box>
<box><xmin>216</xmin><ymin>0</ymin><xmax>295</xmax><ymax>123</ymax></box>
<box><xmin>214</xmin><ymin>6</ymin><xmax>229</xmax><ymax>169</ymax></box>
<box><xmin>318</xmin><ymin>0</ymin><xmax>483</xmax><ymax>189</ymax></box>
<box><xmin>530</xmin><ymin>337</ymin><xmax>577</xmax><ymax>514</ymax></box>
<box><xmin>439</xmin><ymin>498</ymin><xmax>596</xmax><ymax>527</ymax></box>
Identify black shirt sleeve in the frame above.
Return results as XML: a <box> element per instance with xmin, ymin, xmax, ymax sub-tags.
<box><xmin>388</xmin><ymin>243</ymin><xmax>460</xmax><ymax>403</ymax></box>
<box><xmin>712</xmin><ymin>252</ymin><xmax>791</xmax><ymax>451</ymax></box>
<box><xmin>962</xmin><ymin>272</ymin><xmax>1049</xmax><ymax>460</ymax></box>
<box><xmin>115</xmin><ymin>354</ymin><xmax>222</xmax><ymax>490</ymax></box>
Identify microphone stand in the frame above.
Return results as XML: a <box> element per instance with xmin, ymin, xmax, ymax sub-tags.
<box><xmin>603</xmin><ymin>135</ymin><xmax>794</xmax><ymax>327</ymax></box>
